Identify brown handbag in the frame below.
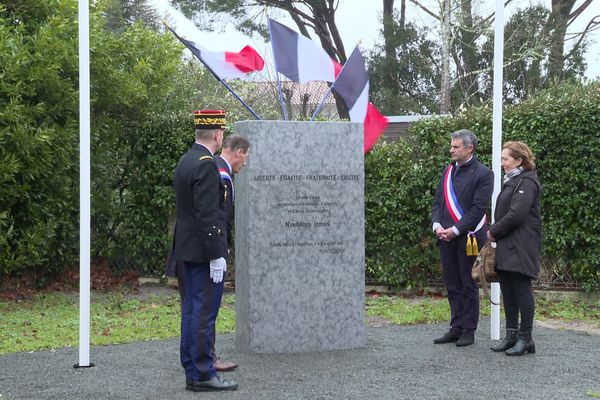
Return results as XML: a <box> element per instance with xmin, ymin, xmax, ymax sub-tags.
<box><xmin>471</xmin><ymin>240</ymin><xmax>499</xmax><ymax>303</ymax></box>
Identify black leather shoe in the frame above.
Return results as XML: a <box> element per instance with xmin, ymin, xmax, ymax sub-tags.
<box><xmin>491</xmin><ymin>329</ymin><xmax>518</xmax><ymax>352</ymax></box>
<box><xmin>505</xmin><ymin>337</ymin><xmax>535</xmax><ymax>356</ymax></box>
<box><xmin>456</xmin><ymin>331</ymin><xmax>475</xmax><ymax>347</ymax></box>
<box><xmin>433</xmin><ymin>330</ymin><xmax>461</xmax><ymax>344</ymax></box>
<box><xmin>185</xmin><ymin>379</ymin><xmax>192</xmax><ymax>391</ymax></box>
<box><xmin>190</xmin><ymin>375</ymin><xmax>238</xmax><ymax>391</ymax></box>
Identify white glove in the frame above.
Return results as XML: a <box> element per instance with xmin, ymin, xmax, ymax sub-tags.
<box><xmin>209</xmin><ymin>257</ymin><xmax>226</xmax><ymax>283</ymax></box>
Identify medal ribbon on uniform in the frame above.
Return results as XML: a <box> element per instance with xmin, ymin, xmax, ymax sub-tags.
<box><xmin>219</xmin><ymin>168</ymin><xmax>234</xmax><ymax>201</ymax></box>
<box><xmin>443</xmin><ymin>164</ymin><xmax>486</xmax><ymax>256</ymax></box>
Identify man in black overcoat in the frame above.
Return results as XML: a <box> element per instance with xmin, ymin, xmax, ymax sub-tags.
<box><xmin>210</xmin><ymin>134</ymin><xmax>250</xmax><ymax>372</ymax></box>
<box><xmin>431</xmin><ymin>129</ymin><xmax>494</xmax><ymax>347</ymax></box>
<box><xmin>172</xmin><ymin>109</ymin><xmax>237</xmax><ymax>391</ymax></box>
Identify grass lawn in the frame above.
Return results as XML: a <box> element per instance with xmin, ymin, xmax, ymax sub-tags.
<box><xmin>0</xmin><ymin>289</ymin><xmax>597</xmax><ymax>355</ymax></box>
<box><xmin>0</xmin><ymin>292</ymin><xmax>235</xmax><ymax>355</ymax></box>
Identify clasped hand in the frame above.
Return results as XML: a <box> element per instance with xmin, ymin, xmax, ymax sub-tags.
<box><xmin>436</xmin><ymin>227</ymin><xmax>457</xmax><ymax>242</ymax></box>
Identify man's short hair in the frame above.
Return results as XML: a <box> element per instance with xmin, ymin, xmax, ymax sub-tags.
<box><xmin>451</xmin><ymin>129</ymin><xmax>479</xmax><ymax>151</ymax></box>
<box><xmin>223</xmin><ymin>134</ymin><xmax>250</xmax><ymax>152</ymax></box>
<box><xmin>195</xmin><ymin>128</ymin><xmax>221</xmax><ymax>142</ymax></box>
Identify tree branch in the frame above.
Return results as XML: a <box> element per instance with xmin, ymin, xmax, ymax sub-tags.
<box><xmin>406</xmin><ymin>0</ymin><xmax>440</xmax><ymax>21</ymax></box>
<box><xmin>565</xmin><ymin>15</ymin><xmax>600</xmax><ymax>59</ymax></box>
<box><xmin>567</xmin><ymin>0</ymin><xmax>592</xmax><ymax>26</ymax></box>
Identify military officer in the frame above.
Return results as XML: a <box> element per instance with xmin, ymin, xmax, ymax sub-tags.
<box><xmin>172</xmin><ymin>109</ymin><xmax>238</xmax><ymax>392</ymax></box>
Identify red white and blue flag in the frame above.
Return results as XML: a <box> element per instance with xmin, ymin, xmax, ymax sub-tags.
<box><xmin>268</xmin><ymin>18</ymin><xmax>337</xmax><ymax>83</ymax></box>
<box><xmin>167</xmin><ymin>25</ymin><xmax>265</xmax><ymax>80</ymax></box>
<box><xmin>268</xmin><ymin>18</ymin><xmax>387</xmax><ymax>153</ymax></box>
<box><xmin>330</xmin><ymin>47</ymin><xmax>369</xmax><ymax>124</ymax></box>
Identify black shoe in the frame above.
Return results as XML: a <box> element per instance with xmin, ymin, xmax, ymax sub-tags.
<box><xmin>186</xmin><ymin>379</ymin><xmax>192</xmax><ymax>391</ymax></box>
<box><xmin>433</xmin><ymin>330</ymin><xmax>461</xmax><ymax>344</ymax></box>
<box><xmin>456</xmin><ymin>331</ymin><xmax>475</xmax><ymax>347</ymax></box>
<box><xmin>505</xmin><ymin>336</ymin><xmax>535</xmax><ymax>356</ymax></box>
<box><xmin>189</xmin><ymin>375</ymin><xmax>238</xmax><ymax>391</ymax></box>
<box><xmin>491</xmin><ymin>329</ymin><xmax>518</xmax><ymax>352</ymax></box>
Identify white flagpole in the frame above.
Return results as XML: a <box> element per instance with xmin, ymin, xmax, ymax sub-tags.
<box><xmin>76</xmin><ymin>0</ymin><xmax>93</xmax><ymax>368</ymax></box>
<box><xmin>490</xmin><ymin>0</ymin><xmax>505</xmax><ymax>341</ymax></box>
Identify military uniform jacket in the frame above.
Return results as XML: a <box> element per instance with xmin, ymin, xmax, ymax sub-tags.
<box><xmin>431</xmin><ymin>156</ymin><xmax>494</xmax><ymax>244</ymax></box>
<box><xmin>215</xmin><ymin>155</ymin><xmax>234</xmax><ymax>248</ymax></box>
<box><xmin>489</xmin><ymin>170</ymin><xmax>542</xmax><ymax>279</ymax></box>
<box><xmin>173</xmin><ymin>143</ymin><xmax>226</xmax><ymax>263</ymax></box>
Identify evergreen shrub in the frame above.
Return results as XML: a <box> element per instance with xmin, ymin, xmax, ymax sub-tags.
<box><xmin>365</xmin><ymin>83</ymin><xmax>599</xmax><ymax>291</ymax></box>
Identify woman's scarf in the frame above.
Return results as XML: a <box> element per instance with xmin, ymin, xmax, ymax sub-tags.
<box><xmin>503</xmin><ymin>166</ymin><xmax>523</xmax><ymax>184</ymax></box>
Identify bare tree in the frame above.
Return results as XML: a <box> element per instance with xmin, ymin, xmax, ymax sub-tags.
<box><xmin>440</xmin><ymin>0</ymin><xmax>451</xmax><ymax>113</ymax></box>
<box><xmin>383</xmin><ymin>0</ymin><xmax>396</xmax><ymax>62</ymax></box>
<box><xmin>404</xmin><ymin>0</ymin><xmax>596</xmax><ymax>107</ymax></box>
<box><xmin>547</xmin><ymin>0</ymin><xmax>598</xmax><ymax>80</ymax></box>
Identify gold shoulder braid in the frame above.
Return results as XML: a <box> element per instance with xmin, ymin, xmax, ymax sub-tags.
<box><xmin>199</xmin><ymin>155</ymin><xmax>213</xmax><ymax>161</ymax></box>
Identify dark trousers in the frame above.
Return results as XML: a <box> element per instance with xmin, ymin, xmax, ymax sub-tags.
<box><xmin>439</xmin><ymin>237</ymin><xmax>479</xmax><ymax>332</ymax></box>
<box><xmin>498</xmin><ymin>270</ymin><xmax>535</xmax><ymax>334</ymax></box>
<box><xmin>180</xmin><ymin>261</ymin><xmax>224</xmax><ymax>381</ymax></box>
<box><xmin>177</xmin><ymin>264</ymin><xmax>218</xmax><ymax>364</ymax></box>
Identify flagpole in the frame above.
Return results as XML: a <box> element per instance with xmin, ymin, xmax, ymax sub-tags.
<box><xmin>75</xmin><ymin>0</ymin><xmax>94</xmax><ymax>369</ymax></box>
<box><xmin>310</xmin><ymin>87</ymin><xmax>333</xmax><ymax>121</ymax></box>
<box><xmin>163</xmin><ymin>23</ymin><xmax>261</xmax><ymax>120</ymax></box>
<box><xmin>266</xmin><ymin>16</ymin><xmax>288</xmax><ymax>120</ymax></box>
<box><xmin>202</xmin><ymin>63</ymin><xmax>261</xmax><ymax>120</ymax></box>
<box><xmin>490</xmin><ymin>0</ymin><xmax>505</xmax><ymax>342</ymax></box>
<box><xmin>311</xmin><ymin>46</ymin><xmax>360</xmax><ymax>121</ymax></box>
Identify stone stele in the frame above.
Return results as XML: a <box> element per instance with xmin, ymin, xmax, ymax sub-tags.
<box><xmin>234</xmin><ymin>120</ymin><xmax>365</xmax><ymax>353</ymax></box>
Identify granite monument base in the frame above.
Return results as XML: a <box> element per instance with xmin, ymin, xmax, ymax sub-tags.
<box><xmin>234</xmin><ymin>121</ymin><xmax>365</xmax><ymax>353</ymax></box>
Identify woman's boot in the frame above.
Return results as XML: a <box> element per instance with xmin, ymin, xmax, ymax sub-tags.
<box><xmin>490</xmin><ymin>329</ymin><xmax>518</xmax><ymax>352</ymax></box>
<box><xmin>505</xmin><ymin>332</ymin><xmax>535</xmax><ymax>356</ymax></box>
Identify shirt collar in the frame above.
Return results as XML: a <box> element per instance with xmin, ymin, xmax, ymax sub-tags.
<box><xmin>456</xmin><ymin>155</ymin><xmax>474</xmax><ymax>168</ymax></box>
<box><xmin>221</xmin><ymin>156</ymin><xmax>232</xmax><ymax>174</ymax></box>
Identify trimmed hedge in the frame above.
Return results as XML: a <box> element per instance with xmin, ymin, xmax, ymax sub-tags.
<box><xmin>365</xmin><ymin>83</ymin><xmax>600</xmax><ymax>291</ymax></box>
<box><xmin>1</xmin><ymin>2</ymin><xmax>598</xmax><ymax>292</ymax></box>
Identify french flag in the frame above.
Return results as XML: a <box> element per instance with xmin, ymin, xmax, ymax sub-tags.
<box><xmin>268</xmin><ymin>18</ymin><xmax>387</xmax><ymax>153</ymax></box>
<box><xmin>167</xmin><ymin>25</ymin><xmax>265</xmax><ymax>80</ymax></box>
<box><xmin>268</xmin><ymin>18</ymin><xmax>337</xmax><ymax>83</ymax></box>
<box><xmin>331</xmin><ymin>47</ymin><xmax>369</xmax><ymax>124</ymax></box>
<box><xmin>331</xmin><ymin>49</ymin><xmax>388</xmax><ymax>153</ymax></box>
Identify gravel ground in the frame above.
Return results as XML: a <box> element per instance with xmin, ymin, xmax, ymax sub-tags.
<box><xmin>0</xmin><ymin>318</ymin><xmax>598</xmax><ymax>400</ymax></box>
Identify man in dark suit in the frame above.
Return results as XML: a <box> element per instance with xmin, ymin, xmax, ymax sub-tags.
<box><xmin>172</xmin><ymin>109</ymin><xmax>237</xmax><ymax>391</ymax></box>
<box><xmin>431</xmin><ymin>129</ymin><xmax>494</xmax><ymax>347</ymax></box>
<box><xmin>210</xmin><ymin>134</ymin><xmax>250</xmax><ymax>372</ymax></box>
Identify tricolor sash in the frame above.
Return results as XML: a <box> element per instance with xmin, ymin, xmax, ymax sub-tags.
<box><xmin>219</xmin><ymin>168</ymin><xmax>234</xmax><ymax>201</ymax></box>
<box><xmin>443</xmin><ymin>164</ymin><xmax>486</xmax><ymax>255</ymax></box>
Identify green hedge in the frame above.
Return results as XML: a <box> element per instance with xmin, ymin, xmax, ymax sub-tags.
<box><xmin>0</xmin><ymin>0</ymin><xmax>191</xmax><ymax>277</ymax></box>
<box><xmin>365</xmin><ymin>83</ymin><xmax>600</xmax><ymax>291</ymax></box>
<box><xmin>95</xmin><ymin>112</ymin><xmax>191</xmax><ymax>274</ymax></box>
<box><xmin>1</xmin><ymin>0</ymin><xmax>598</xmax><ymax>291</ymax></box>
<box><xmin>0</xmin><ymin>1</ymin><xmax>80</xmax><ymax>275</ymax></box>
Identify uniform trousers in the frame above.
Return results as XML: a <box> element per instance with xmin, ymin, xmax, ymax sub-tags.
<box><xmin>498</xmin><ymin>270</ymin><xmax>535</xmax><ymax>334</ymax></box>
<box><xmin>439</xmin><ymin>237</ymin><xmax>479</xmax><ymax>332</ymax></box>
<box><xmin>180</xmin><ymin>261</ymin><xmax>224</xmax><ymax>381</ymax></box>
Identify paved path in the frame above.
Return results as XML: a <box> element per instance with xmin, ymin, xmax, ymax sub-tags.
<box><xmin>1</xmin><ymin>319</ymin><xmax>598</xmax><ymax>400</ymax></box>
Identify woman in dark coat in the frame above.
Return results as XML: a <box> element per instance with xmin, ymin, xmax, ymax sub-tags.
<box><xmin>487</xmin><ymin>141</ymin><xmax>542</xmax><ymax>356</ymax></box>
